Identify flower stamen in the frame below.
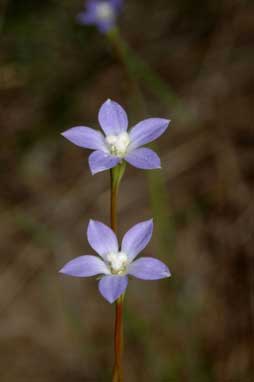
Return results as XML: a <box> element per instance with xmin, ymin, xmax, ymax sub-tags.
<box><xmin>107</xmin><ymin>251</ymin><xmax>128</xmax><ymax>275</ymax></box>
<box><xmin>95</xmin><ymin>2</ymin><xmax>115</xmax><ymax>22</ymax></box>
<box><xmin>106</xmin><ymin>132</ymin><xmax>130</xmax><ymax>158</ymax></box>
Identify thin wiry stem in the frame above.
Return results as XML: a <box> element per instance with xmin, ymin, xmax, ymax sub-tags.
<box><xmin>110</xmin><ymin>168</ymin><xmax>124</xmax><ymax>382</ymax></box>
<box><xmin>110</xmin><ymin>169</ymin><xmax>118</xmax><ymax>233</ymax></box>
<box><xmin>112</xmin><ymin>296</ymin><xmax>124</xmax><ymax>382</ymax></box>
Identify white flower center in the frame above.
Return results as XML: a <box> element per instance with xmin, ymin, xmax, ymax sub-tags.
<box><xmin>105</xmin><ymin>132</ymin><xmax>130</xmax><ymax>158</ymax></box>
<box><xmin>96</xmin><ymin>2</ymin><xmax>115</xmax><ymax>22</ymax></box>
<box><xmin>107</xmin><ymin>251</ymin><xmax>128</xmax><ymax>275</ymax></box>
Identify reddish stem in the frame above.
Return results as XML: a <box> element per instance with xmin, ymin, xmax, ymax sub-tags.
<box><xmin>113</xmin><ymin>297</ymin><xmax>124</xmax><ymax>382</ymax></box>
<box><xmin>110</xmin><ymin>169</ymin><xmax>124</xmax><ymax>382</ymax></box>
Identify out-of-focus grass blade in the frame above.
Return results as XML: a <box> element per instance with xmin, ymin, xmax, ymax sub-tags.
<box><xmin>107</xmin><ymin>28</ymin><xmax>189</xmax><ymax>118</ymax></box>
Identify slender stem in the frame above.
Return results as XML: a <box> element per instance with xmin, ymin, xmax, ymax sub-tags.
<box><xmin>110</xmin><ymin>169</ymin><xmax>118</xmax><ymax>233</ymax></box>
<box><xmin>113</xmin><ymin>296</ymin><xmax>124</xmax><ymax>382</ymax></box>
<box><xmin>110</xmin><ymin>167</ymin><xmax>125</xmax><ymax>382</ymax></box>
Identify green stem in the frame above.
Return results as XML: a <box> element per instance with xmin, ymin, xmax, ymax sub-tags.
<box><xmin>110</xmin><ymin>163</ymin><xmax>126</xmax><ymax>382</ymax></box>
<box><xmin>110</xmin><ymin>169</ymin><xmax>118</xmax><ymax>233</ymax></box>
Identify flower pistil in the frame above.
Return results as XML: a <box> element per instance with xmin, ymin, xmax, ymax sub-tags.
<box><xmin>107</xmin><ymin>251</ymin><xmax>128</xmax><ymax>275</ymax></box>
<box><xmin>105</xmin><ymin>132</ymin><xmax>130</xmax><ymax>157</ymax></box>
<box><xmin>95</xmin><ymin>2</ymin><xmax>115</xmax><ymax>22</ymax></box>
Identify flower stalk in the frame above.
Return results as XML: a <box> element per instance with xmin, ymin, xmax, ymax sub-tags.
<box><xmin>110</xmin><ymin>163</ymin><xmax>126</xmax><ymax>382</ymax></box>
<box><xmin>113</xmin><ymin>294</ymin><xmax>124</xmax><ymax>382</ymax></box>
<box><xmin>110</xmin><ymin>162</ymin><xmax>126</xmax><ymax>233</ymax></box>
<box><xmin>60</xmin><ymin>99</ymin><xmax>171</xmax><ymax>382</ymax></box>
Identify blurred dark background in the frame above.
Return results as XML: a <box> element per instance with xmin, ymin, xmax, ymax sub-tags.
<box><xmin>0</xmin><ymin>0</ymin><xmax>253</xmax><ymax>381</ymax></box>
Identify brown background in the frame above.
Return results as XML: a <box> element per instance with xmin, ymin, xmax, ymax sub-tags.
<box><xmin>0</xmin><ymin>0</ymin><xmax>253</xmax><ymax>381</ymax></box>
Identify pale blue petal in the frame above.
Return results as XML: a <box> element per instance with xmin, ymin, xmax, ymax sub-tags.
<box><xmin>88</xmin><ymin>150</ymin><xmax>120</xmax><ymax>174</ymax></box>
<box><xmin>99</xmin><ymin>275</ymin><xmax>128</xmax><ymax>303</ymax></box>
<box><xmin>95</xmin><ymin>20</ymin><xmax>114</xmax><ymax>33</ymax></box>
<box><xmin>129</xmin><ymin>118</ymin><xmax>170</xmax><ymax>149</ymax></box>
<box><xmin>59</xmin><ymin>255</ymin><xmax>110</xmax><ymax>277</ymax></box>
<box><xmin>61</xmin><ymin>126</ymin><xmax>106</xmax><ymax>150</ymax></box>
<box><xmin>77</xmin><ymin>1</ymin><xmax>119</xmax><ymax>33</ymax></box>
<box><xmin>87</xmin><ymin>220</ymin><xmax>118</xmax><ymax>259</ymax></box>
<box><xmin>128</xmin><ymin>257</ymin><xmax>171</xmax><ymax>280</ymax></box>
<box><xmin>98</xmin><ymin>99</ymin><xmax>128</xmax><ymax>135</ymax></box>
<box><xmin>77</xmin><ymin>11</ymin><xmax>97</xmax><ymax>25</ymax></box>
<box><xmin>125</xmin><ymin>148</ymin><xmax>161</xmax><ymax>169</ymax></box>
<box><xmin>111</xmin><ymin>0</ymin><xmax>123</xmax><ymax>10</ymax></box>
<box><xmin>122</xmin><ymin>219</ymin><xmax>153</xmax><ymax>261</ymax></box>
<box><xmin>86</xmin><ymin>0</ymin><xmax>98</xmax><ymax>11</ymax></box>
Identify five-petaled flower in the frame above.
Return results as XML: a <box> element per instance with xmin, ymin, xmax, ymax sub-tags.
<box><xmin>62</xmin><ymin>99</ymin><xmax>170</xmax><ymax>175</ymax></box>
<box><xmin>59</xmin><ymin>219</ymin><xmax>171</xmax><ymax>303</ymax></box>
<box><xmin>77</xmin><ymin>0</ymin><xmax>123</xmax><ymax>33</ymax></box>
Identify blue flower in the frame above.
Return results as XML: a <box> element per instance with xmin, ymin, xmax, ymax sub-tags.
<box><xmin>77</xmin><ymin>0</ymin><xmax>123</xmax><ymax>33</ymax></box>
<box><xmin>62</xmin><ymin>99</ymin><xmax>170</xmax><ymax>175</ymax></box>
<box><xmin>59</xmin><ymin>219</ymin><xmax>171</xmax><ymax>303</ymax></box>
